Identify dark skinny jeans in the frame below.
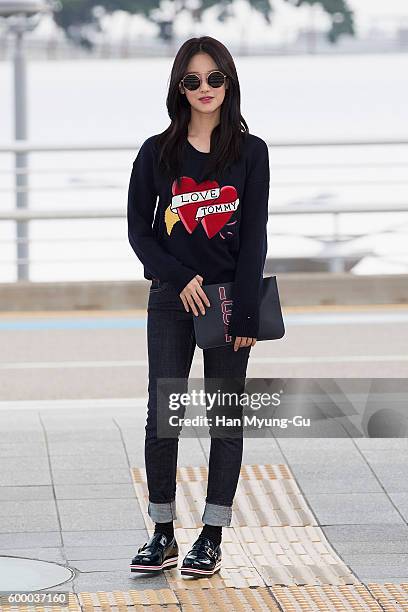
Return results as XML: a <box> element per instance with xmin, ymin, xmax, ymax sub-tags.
<box><xmin>145</xmin><ymin>277</ymin><xmax>251</xmax><ymax>526</ymax></box>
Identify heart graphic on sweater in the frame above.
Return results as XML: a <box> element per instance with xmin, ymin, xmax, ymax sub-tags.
<box><xmin>171</xmin><ymin>176</ymin><xmax>239</xmax><ymax>239</ymax></box>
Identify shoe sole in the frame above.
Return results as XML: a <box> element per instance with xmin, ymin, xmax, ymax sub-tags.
<box><xmin>180</xmin><ymin>559</ymin><xmax>222</xmax><ymax>577</ymax></box>
<box><xmin>130</xmin><ymin>555</ymin><xmax>178</xmax><ymax>573</ymax></box>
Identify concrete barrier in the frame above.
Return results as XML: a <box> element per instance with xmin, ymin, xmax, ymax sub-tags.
<box><xmin>0</xmin><ymin>273</ymin><xmax>407</xmax><ymax>312</ymax></box>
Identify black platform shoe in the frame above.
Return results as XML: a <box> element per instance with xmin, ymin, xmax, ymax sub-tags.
<box><xmin>180</xmin><ymin>536</ymin><xmax>222</xmax><ymax>577</ymax></box>
<box><xmin>130</xmin><ymin>532</ymin><xmax>178</xmax><ymax>573</ymax></box>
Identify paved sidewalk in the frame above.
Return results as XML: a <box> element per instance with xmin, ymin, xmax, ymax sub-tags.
<box><xmin>1</xmin><ymin>399</ymin><xmax>408</xmax><ymax>592</ymax></box>
<box><xmin>1</xmin><ymin>306</ymin><xmax>408</xmax><ymax>608</ymax></box>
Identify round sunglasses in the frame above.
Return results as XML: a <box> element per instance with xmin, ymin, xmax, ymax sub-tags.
<box><xmin>180</xmin><ymin>70</ymin><xmax>227</xmax><ymax>92</ymax></box>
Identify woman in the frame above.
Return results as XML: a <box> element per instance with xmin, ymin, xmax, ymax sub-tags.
<box><xmin>127</xmin><ymin>36</ymin><xmax>269</xmax><ymax>578</ymax></box>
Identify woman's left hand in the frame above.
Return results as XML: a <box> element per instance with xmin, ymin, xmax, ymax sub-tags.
<box><xmin>234</xmin><ymin>336</ymin><xmax>257</xmax><ymax>351</ymax></box>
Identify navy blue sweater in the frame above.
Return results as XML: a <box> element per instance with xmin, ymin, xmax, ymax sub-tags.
<box><xmin>127</xmin><ymin>132</ymin><xmax>270</xmax><ymax>338</ymax></box>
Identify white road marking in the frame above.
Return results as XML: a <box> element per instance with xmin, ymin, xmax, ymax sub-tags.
<box><xmin>0</xmin><ymin>397</ymin><xmax>147</xmax><ymax>410</ymax></box>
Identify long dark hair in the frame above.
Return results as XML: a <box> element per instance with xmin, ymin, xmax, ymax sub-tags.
<box><xmin>156</xmin><ymin>36</ymin><xmax>249</xmax><ymax>185</ymax></box>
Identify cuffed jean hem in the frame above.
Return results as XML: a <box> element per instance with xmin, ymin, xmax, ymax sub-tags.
<box><xmin>148</xmin><ymin>499</ymin><xmax>177</xmax><ymax>522</ymax></box>
<box><xmin>202</xmin><ymin>501</ymin><xmax>233</xmax><ymax>526</ymax></box>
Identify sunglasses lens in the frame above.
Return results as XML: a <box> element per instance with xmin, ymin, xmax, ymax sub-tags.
<box><xmin>208</xmin><ymin>71</ymin><xmax>225</xmax><ymax>88</ymax></box>
<box><xmin>183</xmin><ymin>74</ymin><xmax>200</xmax><ymax>91</ymax></box>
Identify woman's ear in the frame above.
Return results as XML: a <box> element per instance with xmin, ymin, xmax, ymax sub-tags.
<box><xmin>179</xmin><ymin>83</ymin><xmax>184</xmax><ymax>95</ymax></box>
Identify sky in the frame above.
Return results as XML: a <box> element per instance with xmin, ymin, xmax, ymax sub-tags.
<box><xmin>351</xmin><ymin>0</ymin><xmax>408</xmax><ymax>18</ymax></box>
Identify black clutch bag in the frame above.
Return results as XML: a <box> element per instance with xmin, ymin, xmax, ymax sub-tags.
<box><xmin>193</xmin><ymin>275</ymin><xmax>285</xmax><ymax>349</ymax></box>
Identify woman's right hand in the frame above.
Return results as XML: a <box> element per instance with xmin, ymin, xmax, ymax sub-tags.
<box><xmin>179</xmin><ymin>274</ymin><xmax>211</xmax><ymax>316</ymax></box>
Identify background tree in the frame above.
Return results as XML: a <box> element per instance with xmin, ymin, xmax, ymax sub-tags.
<box><xmin>54</xmin><ymin>0</ymin><xmax>354</xmax><ymax>49</ymax></box>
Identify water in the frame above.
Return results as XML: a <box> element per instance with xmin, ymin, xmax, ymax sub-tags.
<box><xmin>0</xmin><ymin>53</ymin><xmax>407</xmax><ymax>281</ymax></box>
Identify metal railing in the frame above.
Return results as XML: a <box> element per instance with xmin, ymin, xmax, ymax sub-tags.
<box><xmin>1</xmin><ymin>138</ymin><xmax>408</xmax><ymax>281</ymax></box>
<box><xmin>1</xmin><ymin>35</ymin><xmax>408</xmax><ymax>61</ymax></box>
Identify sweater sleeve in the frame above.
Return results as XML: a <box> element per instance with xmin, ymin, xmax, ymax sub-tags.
<box><xmin>227</xmin><ymin>138</ymin><xmax>270</xmax><ymax>339</ymax></box>
<box><xmin>127</xmin><ymin>137</ymin><xmax>198</xmax><ymax>294</ymax></box>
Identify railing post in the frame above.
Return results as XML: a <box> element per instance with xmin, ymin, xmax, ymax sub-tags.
<box><xmin>329</xmin><ymin>211</ymin><xmax>345</xmax><ymax>273</ymax></box>
<box><xmin>14</xmin><ymin>28</ymin><xmax>30</xmax><ymax>281</ymax></box>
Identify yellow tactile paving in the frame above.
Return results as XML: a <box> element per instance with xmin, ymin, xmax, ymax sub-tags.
<box><xmin>173</xmin><ymin>586</ymin><xmax>280</xmax><ymax>610</ymax></box>
<box><xmin>131</xmin><ymin>464</ymin><xmax>316</xmax><ymax>528</ymax></box>
<box><xmin>2</xmin><ymin>585</ymin><xmax>408</xmax><ymax>612</ymax></box>
<box><xmin>78</xmin><ymin>589</ymin><xmax>179</xmax><ymax>607</ymax></box>
<box><xmin>80</xmin><ymin>608</ymin><xmax>179</xmax><ymax>612</ymax></box>
<box><xmin>39</xmin><ymin>588</ymin><xmax>281</xmax><ymax>611</ymax></box>
<box><xmin>270</xmin><ymin>584</ymin><xmax>386</xmax><ymax>610</ymax></box>
<box><xmin>133</xmin><ymin>477</ymin><xmax>313</xmax><ymax>530</ymax></box>
<box><xmin>167</xmin><ymin>566</ymin><xmax>266</xmax><ymax>590</ymax></box>
<box><xmin>168</xmin><ymin>464</ymin><xmax>293</xmax><ymax>482</ymax></box>
<box><xmin>367</xmin><ymin>583</ymin><xmax>408</xmax><ymax>611</ymax></box>
<box><xmin>7</xmin><ymin>588</ymin><xmax>408</xmax><ymax>612</ymax></box>
<box><xmin>131</xmin><ymin>463</ymin><xmax>292</xmax><ymax>483</ymax></box>
<box><xmin>131</xmin><ymin>464</ymin><xmax>357</xmax><ymax>587</ymax></box>
<box><xmin>0</xmin><ymin>587</ymin><xmax>386</xmax><ymax>612</ymax></box>
<box><xmin>232</xmin><ymin>477</ymin><xmax>316</xmax><ymax>527</ymax></box>
<box><xmin>235</xmin><ymin>526</ymin><xmax>358</xmax><ymax>586</ymax></box>
<box><xmin>239</xmin><ymin>464</ymin><xmax>294</xmax><ymax>480</ymax></box>
<box><xmin>162</xmin><ymin>526</ymin><xmax>265</xmax><ymax>589</ymax></box>
<box><xmin>0</xmin><ymin>603</ymin><xmax>181</xmax><ymax>612</ymax></box>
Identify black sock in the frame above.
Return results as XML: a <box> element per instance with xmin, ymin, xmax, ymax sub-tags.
<box><xmin>200</xmin><ymin>524</ymin><xmax>222</xmax><ymax>546</ymax></box>
<box><xmin>154</xmin><ymin>520</ymin><xmax>174</xmax><ymax>541</ymax></box>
